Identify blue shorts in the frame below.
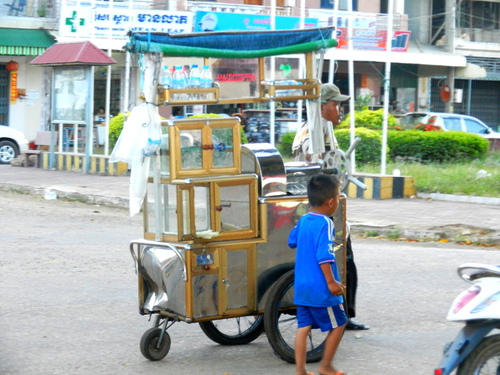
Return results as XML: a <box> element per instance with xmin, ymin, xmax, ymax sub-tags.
<box><xmin>297</xmin><ymin>304</ymin><xmax>347</xmax><ymax>332</ymax></box>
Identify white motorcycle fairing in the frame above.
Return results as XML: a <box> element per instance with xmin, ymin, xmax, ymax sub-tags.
<box><xmin>435</xmin><ymin>264</ymin><xmax>500</xmax><ymax>375</ymax></box>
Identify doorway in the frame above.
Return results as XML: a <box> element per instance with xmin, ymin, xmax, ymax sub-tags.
<box><xmin>0</xmin><ymin>65</ymin><xmax>9</xmax><ymax>126</ymax></box>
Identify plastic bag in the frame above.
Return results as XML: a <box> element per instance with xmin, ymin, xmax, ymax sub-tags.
<box><xmin>109</xmin><ymin>103</ymin><xmax>162</xmax><ymax>216</ymax></box>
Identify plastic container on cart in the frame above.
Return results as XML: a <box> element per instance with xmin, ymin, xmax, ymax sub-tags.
<box><xmin>172</xmin><ymin>65</ymin><xmax>189</xmax><ymax>100</ymax></box>
<box><xmin>189</xmin><ymin>64</ymin><xmax>201</xmax><ymax>99</ymax></box>
<box><xmin>160</xmin><ymin>66</ymin><xmax>172</xmax><ymax>89</ymax></box>
<box><xmin>200</xmin><ymin>65</ymin><xmax>213</xmax><ymax>99</ymax></box>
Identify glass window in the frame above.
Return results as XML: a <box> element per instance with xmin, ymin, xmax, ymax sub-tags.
<box><xmin>209</xmin><ymin>58</ymin><xmax>259</xmax><ymax>99</ymax></box>
<box><xmin>464</xmin><ymin>119</ymin><xmax>488</xmax><ymax>134</ymax></box>
<box><xmin>194</xmin><ymin>186</ymin><xmax>211</xmax><ymax>232</ymax></box>
<box><xmin>212</xmin><ymin>127</ymin><xmax>234</xmax><ymax>168</ymax></box>
<box><xmin>321</xmin><ymin>0</ymin><xmax>356</xmax><ymax>11</ymax></box>
<box><xmin>181</xmin><ymin>188</ymin><xmax>191</xmax><ymax>237</ymax></box>
<box><xmin>442</xmin><ymin>117</ymin><xmax>462</xmax><ymax>131</ymax></box>
<box><xmin>157</xmin><ymin>125</ymin><xmax>170</xmax><ymax>177</ymax></box>
<box><xmin>53</xmin><ymin>67</ymin><xmax>89</xmax><ymax>122</ymax></box>
<box><xmin>180</xmin><ymin>129</ymin><xmax>203</xmax><ymax>170</ymax></box>
<box><xmin>219</xmin><ymin>184</ymin><xmax>251</xmax><ymax>232</ymax></box>
<box><xmin>163</xmin><ymin>184</ymin><xmax>178</xmax><ymax>235</ymax></box>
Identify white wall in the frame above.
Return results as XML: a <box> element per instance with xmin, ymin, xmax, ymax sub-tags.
<box><xmin>0</xmin><ymin>56</ymin><xmax>45</xmax><ymax>140</ymax></box>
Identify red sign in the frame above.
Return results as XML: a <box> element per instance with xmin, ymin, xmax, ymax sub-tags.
<box><xmin>10</xmin><ymin>71</ymin><xmax>17</xmax><ymax>104</ymax></box>
<box><xmin>215</xmin><ymin>72</ymin><xmax>256</xmax><ymax>83</ymax></box>
<box><xmin>336</xmin><ymin>29</ymin><xmax>411</xmax><ymax>52</ymax></box>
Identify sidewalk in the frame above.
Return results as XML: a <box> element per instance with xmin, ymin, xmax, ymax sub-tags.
<box><xmin>2</xmin><ymin>164</ymin><xmax>499</xmax><ymax>245</ymax></box>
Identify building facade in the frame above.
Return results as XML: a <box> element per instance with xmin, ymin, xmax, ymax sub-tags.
<box><xmin>1</xmin><ymin>0</ymin><xmax>499</xmax><ymax>146</ymax></box>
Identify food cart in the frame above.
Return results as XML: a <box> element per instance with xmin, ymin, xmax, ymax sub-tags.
<box><xmin>123</xmin><ymin>27</ymin><xmax>364</xmax><ymax>364</ymax></box>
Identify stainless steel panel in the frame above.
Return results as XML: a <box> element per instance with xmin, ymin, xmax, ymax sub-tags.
<box><xmin>193</xmin><ymin>274</ymin><xmax>218</xmax><ymax>318</ymax></box>
<box><xmin>256</xmin><ymin>196</ymin><xmax>346</xmax><ymax>310</ymax></box>
<box><xmin>284</xmin><ymin>162</ymin><xmax>322</xmax><ymax>195</ymax></box>
<box><xmin>241</xmin><ymin>143</ymin><xmax>287</xmax><ymax>197</ymax></box>
<box><xmin>226</xmin><ymin>249</ymin><xmax>248</xmax><ymax>309</ymax></box>
<box><xmin>139</xmin><ymin>246</ymin><xmax>186</xmax><ymax>316</ymax></box>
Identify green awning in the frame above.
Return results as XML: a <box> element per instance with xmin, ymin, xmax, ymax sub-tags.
<box><xmin>0</xmin><ymin>28</ymin><xmax>56</xmax><ymax>56</ymax></box>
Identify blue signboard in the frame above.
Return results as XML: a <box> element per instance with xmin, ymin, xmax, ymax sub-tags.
<box><xmin>194</xmin><ymin>11</ymin><xmax>318</xmax><ymax>32</ymax></box>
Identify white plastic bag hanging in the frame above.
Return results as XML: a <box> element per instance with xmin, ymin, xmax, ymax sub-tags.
<box><xmin>109</xmin><ymin>53</ymin><xmax>163</xmax><ymax>216</ymax></box>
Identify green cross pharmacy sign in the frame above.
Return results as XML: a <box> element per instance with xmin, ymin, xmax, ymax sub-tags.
<box><xmin>65</xmin><ymin>11</ymin><xmax>85</xmax><ymax>33</ymax></box>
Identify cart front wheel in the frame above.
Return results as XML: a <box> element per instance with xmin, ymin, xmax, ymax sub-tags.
<box><xmin>140</xmin><ymin>327</ymin><xmax>171</xmax><ymax>361</ymax></box>
<box><xmin>199</xmin><ymin>315</ymin><xmax>264</xmax><ymax>345</ymax></box>
<box><xmin>264</xmin><ymin>269</ymin><xmax>327</xmax><ymax>363</ymax></box>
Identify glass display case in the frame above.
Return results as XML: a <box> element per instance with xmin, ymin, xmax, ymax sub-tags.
<box><xmin>153</xmin><ymin>117</ymin><xmax>242</xmax><ymax>180</ymax></box>
<box><xmin>144</xmin><ymin>175</ymin><xmax>260</xmax><ymax>243</ymax></box>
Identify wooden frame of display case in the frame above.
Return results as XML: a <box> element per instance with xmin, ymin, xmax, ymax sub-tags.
<box><xmin>144</xmin><ymin>175</ymin><xmax>260</xmax><ymax>244</ymax></box>
<box><xmin>185</xmin><ymin>241</ymin><xmax>258</xmax><ymax>320</ymax></box>
<box><xmin>168</xmin><ymin>118</ymin><xmax>242</xmax><ymax>180</ymax></box>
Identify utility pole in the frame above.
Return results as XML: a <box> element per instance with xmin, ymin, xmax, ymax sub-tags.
<box><xmin>445</xmin><ymin>0</ymin><xmax>456</xmax><ymax>113</ymax></box>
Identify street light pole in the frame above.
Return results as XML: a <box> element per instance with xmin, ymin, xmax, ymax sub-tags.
<box><xmin>445</xmin><ymin>0</ymin><xmax>456</xmax><ymax>113</ymax></box>
<box><xmin>381</xmin><ymin>0</ymin><xmax>394</xmax><ymax>176</ymax></box>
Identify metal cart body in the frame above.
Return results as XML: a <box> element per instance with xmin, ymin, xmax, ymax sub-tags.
<box><xmin>123</xmin><ymin>27</ymin><xmax>360</xmax><ymax>363</ymax></box>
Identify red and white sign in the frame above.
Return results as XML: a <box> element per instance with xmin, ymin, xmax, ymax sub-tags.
<box><xmin>336</xmin><ymin>29</ymin><xmax>411</xmax><ymax>52</ymax></box>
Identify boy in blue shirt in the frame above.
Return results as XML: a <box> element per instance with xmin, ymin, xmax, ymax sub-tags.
<box><xmin>288</xmin><ymin>174</ymin><xmax>347</xmax><ymax>375</ymax></box>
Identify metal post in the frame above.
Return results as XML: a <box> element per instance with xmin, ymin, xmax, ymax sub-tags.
<box><xmin>381</xmin><ymin>0</ymin><xmax>394</xmax><ymax>175</ymax></box>
<box><xmin>269</xmin><ymin>0</ymin><xmax>276</xmax><ymax>146</ymax></box>
<box><xmin>466</xmin><ymin>79</ymin><xmax>472</xmax><ymax>115</ymax></box>
<box><xmin>328</xmin><ymin>0</ymin><xmax>340</xmax><ymax>84</ymax></box>
<box><xmin>445</xmin><ymin>0</ymin><xmax>456</xmax><ymax>113</ymax></box>
<box><xmin>347</xmin><ymin>0</ymin><xmax>356</xmax><ymax>172</ymax></box>
<box><xmin>84</xmin><ymin>66</ymin><xmax>93</xmax><ymax>173</ymax></box>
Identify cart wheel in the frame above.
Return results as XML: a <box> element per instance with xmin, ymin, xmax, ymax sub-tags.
<box><xmin>264</xmin><ymin>270</ymin><xmax>327</xmax><ymax>364</ymax></box>
<box><xmin>199</xmin><ymin>315</ymin><xmax>264</xmax><ymax>345</ymax></box>
<box><xmin>140</xmin><ymin>327</ymin><xmax>171</xmax><ymax>361</ymax></box>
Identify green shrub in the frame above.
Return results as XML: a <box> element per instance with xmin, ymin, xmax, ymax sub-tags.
<box><xmin>338</xmin><ymin>108</ymin><xmax>399</xmax><ymax>130</ymax></box>
<box><xmin>109</xmin><ymin>112</ymin><xmax>127</xmax><ymax>149</ymax></box>
<box><xmin>335</xmin><ymin>128</ymin><xmax>388</xmax><ymax>164</ymax></box>
<box><xmin>278</xmin><ymin>132</ymin><xmax>295</xmax><ymax>158</ymax></box>
<box><xmin>387</xmin><ymin>130</ymin><xmax>489</xmax><ymax>162</ymax></box>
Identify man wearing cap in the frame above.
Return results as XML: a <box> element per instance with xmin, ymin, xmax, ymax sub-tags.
<box><xmin>292</xmin><ymin>83</ymin><xmax>370</xmax><ymax>331</ymax></box>
<box><xmin>292</xmin><ymin>83</ymin><xmax>350</xmax><ymax>161</ymax></box>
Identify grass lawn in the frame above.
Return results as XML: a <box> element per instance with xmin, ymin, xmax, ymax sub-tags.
<box><xmin>356</xmin><ymin>152</ymin><xmax>500</xmax><ymax>198</ymax></box>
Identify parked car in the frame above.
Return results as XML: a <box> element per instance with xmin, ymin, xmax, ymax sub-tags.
<box><xmin>399</xmin><ymin>112</ymin><xmax>500</xmax><ymax>140</ymax></box>
<box><xmin>0</xmin><ymin>125</ymin><xmax>29</xmax><ymax>164</ymax></box>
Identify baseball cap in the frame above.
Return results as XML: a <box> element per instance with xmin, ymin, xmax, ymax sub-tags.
<box><xmin>321</xmin><ymin>83</ymin><xmax>350</xmax><ymax>103</ymax></box>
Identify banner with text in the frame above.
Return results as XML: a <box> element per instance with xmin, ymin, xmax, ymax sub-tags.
<box><xmin>59</xmin><ymin>6</ymin><xmax>193</xmax><ymax>39</ymax></box>
<box><xmin>194</xmin><ymin>11</ymin><xmax>318</xmax><ymax>32</ymax></box>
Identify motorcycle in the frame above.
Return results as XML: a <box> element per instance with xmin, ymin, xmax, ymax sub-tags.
<box><xmin>435</xmin><ymin>263</ymin><xmax>500</xmax><ymax>375</ymax></box>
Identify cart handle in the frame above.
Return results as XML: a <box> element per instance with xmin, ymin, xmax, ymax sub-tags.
<box><xmin>129</xmin><ymin>239</ymin><xmax>188</xmax><ymax>281</ymax></box>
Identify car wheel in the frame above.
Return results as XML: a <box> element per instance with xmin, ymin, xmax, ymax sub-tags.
<box><xmin>0</xmin><ymin>140</ymin><xmax>19</xmax><ymax>164</ymax></box>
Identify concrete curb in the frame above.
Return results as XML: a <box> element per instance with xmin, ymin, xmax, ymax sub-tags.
<box><xmin>2</xmin><ymin>181</ymin><xmax>499</xmax><ymax>246</ymax></box>
<box><xmin>417</xmin><ymin>192</ymin><xmax>500</xmax><ymax>205</ymax></box>
<box><xmin>350</xmin><ymin>222</ymin><xmax>500</xmax><ymax>246</ymax></box>
<box><xmin>0</xmin><ymin>183</ymin><xmax>130</xmax><ymax>209</ymax></box>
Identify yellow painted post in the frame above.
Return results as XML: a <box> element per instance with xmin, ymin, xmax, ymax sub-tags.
<box><xmin>363</xmin><ymin>177</ymin><xmax>374</xmax><ymax>199</ymax></box>
<box><xmin>379</xmin><ymin>176</ymin><xmax>394</xmax><ymax>200</ymax></box>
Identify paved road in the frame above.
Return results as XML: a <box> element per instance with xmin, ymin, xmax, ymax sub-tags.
<box><xmin>1</xmin><ymin>191</ymin><xmax>500</xmax><ymax>375</ymax></box>
<box><xmin>1</xmin><ymin>164</ymin><xmax>499</xmax><ymax>245</ymax></box>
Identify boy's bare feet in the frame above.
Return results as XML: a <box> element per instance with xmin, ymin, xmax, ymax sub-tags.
<box><xmin>317</xmin><ymin>365</ymin><xmax>345</xmax><ymax>375</ymax></box>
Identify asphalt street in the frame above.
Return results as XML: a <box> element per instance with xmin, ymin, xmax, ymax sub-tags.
<box><xmin>1</xmin><ymin>191</ymin><xmax>500</xmax><ymax>375</ymax></box>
